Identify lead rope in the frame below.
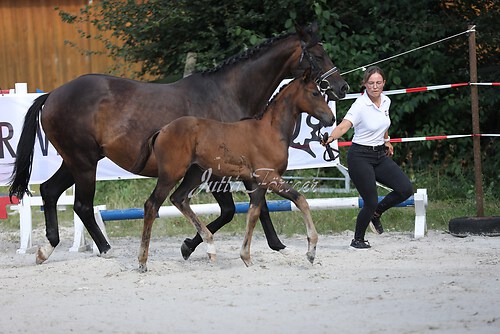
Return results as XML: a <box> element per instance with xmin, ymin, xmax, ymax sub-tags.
<box><xmin>320</xmin><ymin>132</ymin><xmax>340</xmax><ymax>162</ymax></box>
<box><xmin>341</xmin><ymin>26</ymin><xmax>476</xmax><ymax>76</ymax></box>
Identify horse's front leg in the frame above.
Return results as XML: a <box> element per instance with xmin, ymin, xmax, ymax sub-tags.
<box><xmin>292</xmin><ymin>194</ymin><xmax>318</xmax><ymax>264</ymax></box>
<box><xmin>268</xmin><ymin>180</ymin><xmax>318</xmax><ymax>264</ymax></box>
<box><xmin>240</xmin><ymin>187</ymin><xmax>266</xmax><ymax>267</ymax></box>
<box><xmin>242</xmin><ymin>181</ymin><xmax>286</xmax><ymax>251</ymax></box>
<box><xmin>139</xmin><ymin>179</ymin><xmax>173</xmax><ymax>273</ymax></box>
<box><xmin>170</xmin><ymin>187</ymin><xmax>216</xmax><ymax>262</ymax></box>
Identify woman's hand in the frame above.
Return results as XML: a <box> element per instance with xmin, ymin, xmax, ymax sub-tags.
<box><xmin>321</xmin><ymin>134</ymin><xmax>334</xmax><ymax>146</ymax></box>
<box><xmin>321</xmin><ymin>119</ymin><xmax>352</xmax><ymax>147</ymax></box>
<box><xmin>385</xmin><ymin>142</ymin><xmax>394</xmax><ymax>156</ymax></box>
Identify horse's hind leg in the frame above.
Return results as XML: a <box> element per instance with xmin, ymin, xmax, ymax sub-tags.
<box><xmin>268</xmin><ymin>180</ymin><xmax>318</xmax><ymax>264</ymax></box>
<box><xmin>71</xmin><ymin>164</ymin><xmax>111</xmax><ymax>255</ymax></box>
<box><xmin>171</xmin><ymin>166</ymin><xmax>235</xmax><ymax>260</ymax></box>
<box><xmin>37</xmin><ymin>163</ymin><xmax>75</xmax><ymax>264</ymax></box>
<box><xmin>259</xmin><ymin>197</ymin><xmax>286</xmax><ymax>251</ymax></box>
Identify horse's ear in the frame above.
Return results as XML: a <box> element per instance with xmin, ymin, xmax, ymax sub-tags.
<box><xmin>302</xmin><ymin>66</ymin><xmax>322</xmax><ymax>83</ymax></box>
<box><xmin>302</xmin><ymin>67</ymin><xmax>313</xmax><ymax>82</ymax></box>
<box><xmin>308</xmin><ymin>21</ymin><xmax>319</xmax><ymax>35</ymax></box>
<box><xmin>295</xmin><ymin>21</ymin><xmax>319</xmax><ymax>47</ymax></box>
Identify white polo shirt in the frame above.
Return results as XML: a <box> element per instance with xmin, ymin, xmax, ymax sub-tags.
<box><xmin>343</xmin><ymin>92</ymin><xmax>391</xmax><ymax>146</ymax></box>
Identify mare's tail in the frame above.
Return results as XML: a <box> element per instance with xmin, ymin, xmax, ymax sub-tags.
<box><xmin>9</xmin><ymin>93</ymin><xmax>50</xmax><ymax>200</ymax></box>
<box><xmin>130</xmin><ymin>130</ymin><xmax>161</xmax><ymax>174</ymax></box>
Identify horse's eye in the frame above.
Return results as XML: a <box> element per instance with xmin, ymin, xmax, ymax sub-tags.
<box><xmin>312</xmin><ymin>91</ymin><xmax>320</xmax><ymax>97</ymax></box>
<box><xmin>312</xmin><ymin>53</ymin><xmax>324</xmax><ymax>61</ymax></box>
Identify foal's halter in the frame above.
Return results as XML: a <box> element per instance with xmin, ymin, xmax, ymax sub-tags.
<box><xmin>300</xmin><ymin>42</ymin><xmax>341</xmax><ymax>162</ymax></box>
<box><xmin>300</xmin><ymin>42</ymin><xmax>341</xmax><ymax>100</ymax></box>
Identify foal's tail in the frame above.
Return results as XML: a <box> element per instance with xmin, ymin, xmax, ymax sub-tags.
<box><xmin>130</xmin><ymin>130</ymin><xmax>161</xmax><ymax>174</ymax></box>
<box><xmin>9</xmin><ymin>93</ymin><xmax>50</xmax><ymax>201</ymax></box>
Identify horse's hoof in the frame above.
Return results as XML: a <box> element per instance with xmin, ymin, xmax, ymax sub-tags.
<box><xmin>207</xmin><ymin>252</ymin><xmax>217</xmax><ymax>262</ymax></box>
<box><xmin>269</xmin><ymin>242</ymin><xmax>286</xmax><ymax>252</ymax></box>
<box><xmin>97</xmin><ymin>248</ymin><xmax>114</xmax><ymax>259</ymax></box>
<box><xmin>206</xmin><ymin>242</ymin><xmax>216</xmax><ymax>262</ymax></box>
<box><xmin>36</xmin><ymin>251</ymin><xmax>47</xmax><ymax>265</ymax></box>
<box><xmin>240</xmin><ymin>256</ymin><xmax>253</xmax><ymax>267</ymax></box>
<box><xmin>36</xmin><ymin>245</ymin><xmax>54</xmax><ymax>265</ymax></box>
<box><xmin>181</xmin><ymin>241</ymin><xmax>193</xmax><ymax>260</ymax></box>
<box><xmin>278</xmin><ymin>248</ymin><xmax>291</xmax><ymax>256</ymax></box>
<box><xmin>306</xmin><ymin>251</ymin><xmax>315</xmax><ymax>264</ymax></box>
<box><xmin>242</xmin><ymin>259</ymin><xmax>253</xmax><ymax>267</ymax></box>
<box><xmin>138</xmin><ymin>263</ymin><xmax>148</xmax><ymax>273</ymax></box>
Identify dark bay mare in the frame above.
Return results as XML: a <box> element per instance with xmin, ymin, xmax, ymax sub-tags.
<box><xmin>133</xmin><ymin>68</ymin><xmax>334</xmax><ymax>272</ymax></box>
<box><xmin>9</xmin><ymin>22</ymin><xmax>348</xmax><ymax>264</ymax></box>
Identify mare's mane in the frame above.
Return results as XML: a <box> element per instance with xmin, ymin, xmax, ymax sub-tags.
<box><xmin>240</xmin><ymin>80</ymin><xmax>294</xmax><ymax>121</ymax></box>
<box><xmin>201</xmin><ymin>32</ymin><xmax>294</xmax><ymax>75</ymax></box>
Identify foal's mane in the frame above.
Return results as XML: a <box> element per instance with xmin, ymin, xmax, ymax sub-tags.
<box><xmin>201</xmin><ymin>32</ymin><xmax>294</xmax><ymax>75</ymax></box>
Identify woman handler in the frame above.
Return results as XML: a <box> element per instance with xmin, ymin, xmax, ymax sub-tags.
<box><xmin>323</xmin><ymin>66</ymin><xmax>413</xmax><ymax>249</ymax></box>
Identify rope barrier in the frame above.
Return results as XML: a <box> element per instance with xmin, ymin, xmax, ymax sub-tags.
<box><xmin>331</xmin><ymin>81</ymin><xmax>499</xmax><ymax>146</ymax></box>
<box><xmin>336</xmin><ymin>134</ymin><xmax>498</xmax><ymax>147</ymax></box>
<box><xmin>470</xmin><ymin>83</ymin><xmax>500</xmax><ymax>86</ymax></box>
<box><xmin>342</xmin><ymin>82</ymin><xmax>500</xmax><ymax>100</ymax></box>
<box><xmin>341</xmin><ymin>26</ymin><xmax>476</xmax><ymax>76</ymax></box>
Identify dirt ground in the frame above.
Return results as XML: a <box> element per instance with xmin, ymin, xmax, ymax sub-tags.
<box><xmin>0</xmin><ymin>228</ymin><xmax>499</xmax><ymax>334</ymax></box>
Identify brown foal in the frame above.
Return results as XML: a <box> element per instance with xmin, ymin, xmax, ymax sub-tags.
<box><xmin>133</xmin><ymin>68</ymin><xmax>334</xmax><ymax>272</ymax></box>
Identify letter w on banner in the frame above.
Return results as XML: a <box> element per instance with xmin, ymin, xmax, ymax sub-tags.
<box><xmin>0</xmin><ymin>88</ymin><xmax>339</xmax><ymax>186</ymax></box>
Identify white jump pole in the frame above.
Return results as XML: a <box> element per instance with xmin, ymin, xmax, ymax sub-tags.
<box><xmin>93</xmin><ymin>188</ymin><xmax>428</xmax><ymax>240</ymax></box>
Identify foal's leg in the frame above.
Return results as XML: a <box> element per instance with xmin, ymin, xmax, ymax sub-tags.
<box><xmin>138</xmin><ymin>176</ymin><xmax>176</xmax><ymax>273</ymax></box>
<box><xmin>176</xmin><ymin>166</ymin><xmax>286</xmax><ymax>259</ymax></box>
<box><xmin>170</xmin><ymin>188</ymin><xmax>216</xmax><ymax>262</ymax></box>
<box><xmin>171</xmin><ymin>166</ymin><xmax>235</xmax><ymax>259</ymax></box>
<box><xmin>37</xmin><ymin>163</ymin><xmax>75</xmax><ymax>264</ymax></box>
<box><xmin>240</xmin><ymin>187</ymin><xmax>267</xmax><ymax>267</ymax></box>
<box><xmin>268</xmin><ymin>180</ymin><xmax>318</xmax><ymax>264</ymax></box>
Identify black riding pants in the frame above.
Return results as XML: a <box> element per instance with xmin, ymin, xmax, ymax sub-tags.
<box><xmin>347</xmin><ymin>143</ymin><xmax>413</xmax><ymax>240</ymax></box>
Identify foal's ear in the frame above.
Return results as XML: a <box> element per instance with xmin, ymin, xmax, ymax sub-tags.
<box><xmin>302</xmin><ymin>67</ymin><xmax>313</xmax><ymax>82</ymax></box>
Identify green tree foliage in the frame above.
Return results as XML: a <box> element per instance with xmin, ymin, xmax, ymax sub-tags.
<box><xmin>59</xmin><ymin>0</ymin><xmax>321</xmax><ymax>78</ymax></box>
<box><xmin>59</xmin><ymin>0</ymin><xmax>499</xmax><ymax>194</ymax></box>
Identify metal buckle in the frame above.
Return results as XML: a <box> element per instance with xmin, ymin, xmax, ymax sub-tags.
<box><xmin>316</xmin><ymin>67</ymin><xmax>340</xmax><ymax>100</ymax></box>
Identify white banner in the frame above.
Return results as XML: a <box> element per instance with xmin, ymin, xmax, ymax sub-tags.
<box><xmin>0</xmin><ymin>89</ymin><xmax>338</xmax><ymax>186</ymax></box>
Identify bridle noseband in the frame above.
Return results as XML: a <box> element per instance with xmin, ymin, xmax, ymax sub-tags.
<box><xmin>317</xmin><ymin>67</ymin><xmax>340</xmax><ymax>97</ymax></box>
